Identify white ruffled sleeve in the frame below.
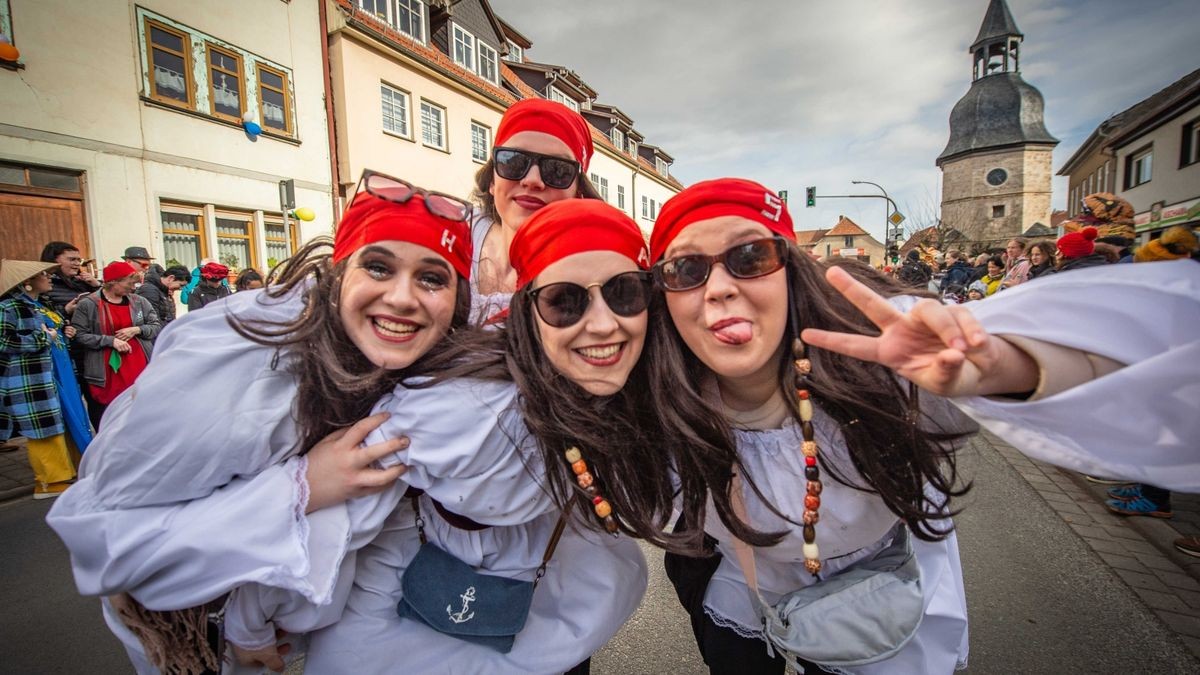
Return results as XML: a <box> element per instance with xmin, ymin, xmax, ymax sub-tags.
<box><xmin>954</xmin><ymin>260</ymin><xmax>1200</xmax><ymax>491</ymax></box>
<box><xmin>371</xmin><ymin>377</ymin><xmax>555</xmax><ymax>526</ymax></box>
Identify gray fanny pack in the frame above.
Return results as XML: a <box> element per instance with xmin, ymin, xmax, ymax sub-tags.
<box><xmin>731</xmin><ymin>477</ymin><xmax>924</xmax><ymax>670</ymax></box>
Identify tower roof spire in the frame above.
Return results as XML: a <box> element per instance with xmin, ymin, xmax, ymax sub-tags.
<box><xmin>971</xmin><ymin>0</ymin><xmax>1023</xmax><ymax>51</ymax></box>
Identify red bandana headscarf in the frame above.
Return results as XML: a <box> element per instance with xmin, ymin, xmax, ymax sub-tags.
<box><xmin>333</xmin><ymin>192</ymin><xmax>473</xmax><ymax>280</ymax></box>
<box><xmin>510</xmin><ymin>200</ymin><xmax>649</xmax><ymax>289</ymax></box>
<box><xmin>496</xmin><ymin>99</ymin><xmax>594</xmax><ymax>172</ymax></box>
<box><xmin>650</xmin><ymin>178</ymin><xmax>794</xmax><ymax>262</ymax></box>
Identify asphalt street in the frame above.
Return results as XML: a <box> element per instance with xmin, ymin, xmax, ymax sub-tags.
<box><xmin>1</xmin><ymin>436</ymin><xmax>1195</xmax><ymax>673</ymax></box>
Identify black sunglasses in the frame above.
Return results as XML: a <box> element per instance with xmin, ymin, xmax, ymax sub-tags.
<box><xmin>527</xmin><ymin>271</ymin><xmax>653</xmax><ymax>328</ymax></box>
<box><xmin>493</xmin><ymin>147</ymin><xmax>581</xmax><ymax>190</ymax></box>
<box><xmin>354</xmin><ymin>170</ymin><xmax>473</xmax><ymax>222</ymax></box>
<box><xmin>654</xmin><ymin>237</ymin><xmax>788</xmax><ymax>291</ymax></box>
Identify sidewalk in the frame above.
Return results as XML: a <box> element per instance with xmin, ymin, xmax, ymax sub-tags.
<box><xmin>0</xmin><ymin>437</ymin><xmax>34</xmax><ymax>501</ymax></box>
<box><xmin>982</xmin><ymin>431</ymin><xmax>1200</xmax><ymax>658</ymax></box>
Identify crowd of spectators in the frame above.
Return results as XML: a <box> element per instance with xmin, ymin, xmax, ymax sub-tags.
<box><xmin>1</xmin><ymin>241</ymin><xmax>268</xmax><ymax>498</ymax></box>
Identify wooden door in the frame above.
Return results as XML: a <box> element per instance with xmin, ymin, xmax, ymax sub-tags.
<box><xmin>0</xmin><ymin>191</ymin><xmax>89</xmax><ymax>260</ymax></box>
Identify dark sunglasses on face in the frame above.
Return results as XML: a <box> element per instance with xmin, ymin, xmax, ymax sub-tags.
<box><xmin>527</xmin><ymin>271</ymin><xmax>653</xmax><ymax>328</ymax></box>
<box><xmin>654</xmin><ymin>237</ymin><xmax>788</xmax><ymax>292</ymax></box>
<box><xmin>355</xmin><ymin>170</ymin><xmax>473</xmax><ymax>222</ymax></box>
<box><xmin>492</xmin><ymin>147</ymin><xmax>581</xmax><ymax>190</ymax></box>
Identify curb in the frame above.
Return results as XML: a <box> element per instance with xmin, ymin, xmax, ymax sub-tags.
<box><xmin>1066</xmin><ymin>471</ymin><xmax>1200</xmax><ymax>584</ymax></box>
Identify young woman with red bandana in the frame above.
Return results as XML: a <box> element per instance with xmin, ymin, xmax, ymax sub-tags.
<box><xmin>468</xmin><ymin>98</ymin><xmax>603</xmax><ymax>322</ymax></box>
<box><xmin>47</xmin><ymin>171</ymin><xmax>477</xmax><ymax>674</ymax></box>
<box><xmin>647</xmin><ymin>178</ymin><xmax>1200</xmax><ymax>673</ymax></box>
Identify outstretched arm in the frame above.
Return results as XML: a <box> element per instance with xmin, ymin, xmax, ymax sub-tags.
<box><xmin>801</xmin><ymin>266</ymin><xmax>1039</xmax><ymax>398</ymax></box>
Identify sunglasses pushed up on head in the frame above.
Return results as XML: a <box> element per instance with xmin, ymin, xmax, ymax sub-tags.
<box><xmin>653</xmin><ymin>237</ymin><xmax>789</xmax><ymax>291</ymax></box>
<box><xmin>354</xmin><ymin>170</ymin><xmax>473</xmax><ymax>222</ymax></box>
<box><xmin>527</xmin><ymin>271</ymin><xmax>653</xmax><ymax>328</ymax></box>
<box><xmin>492</xmin><ymin>147</ymin><xmax>581</xmax><ymax>190</ymax></box>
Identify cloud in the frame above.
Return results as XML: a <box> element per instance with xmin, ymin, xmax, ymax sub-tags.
<box><xmin>491</xmin><ymin>0</ymin><xmax>1200</xmax><ymax>239</ymax></box>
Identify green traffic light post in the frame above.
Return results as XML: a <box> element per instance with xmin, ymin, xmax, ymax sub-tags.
<box><xmin>803</xmin><ymin>183</ymin><xmax>905</xmax><ymax>263</ymax></box>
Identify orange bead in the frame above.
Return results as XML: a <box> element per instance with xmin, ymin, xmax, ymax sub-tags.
<box><xmin>803</xmin><ymin>509</ymin><xmax>820</xmax><ymax>525</ymax></box>
<box><xmin>806</xmin><ymin>480</ymin><xmax>823</xmax><ymax>496</ymax></box>
<box><xmin>804</xmin><ymin>494</ymin><xmax>821</xmax><ymax>510</ymax></box>
<box><xmin>802</xmin><ymin>441</ymin><xmax>818</xmax><ymax>457</ymax></box>
<box><xmin>804</xmin><ymin>559</ymin><xmax>822</xmax><ymax>575</ymax></box>
<box><xmin>571</xmin><ymin>460</ymin><xmax>588</xmax><ymax>475</ymax></box>
<box><xmin>576</xmin><ymin>472</ymin><xmax>594</xmax><ymax>488</ymax></box>
<box><xmin>594</xmin><ymin>500</ymin><xmax>612</xmax><ymax>518</ymax></box>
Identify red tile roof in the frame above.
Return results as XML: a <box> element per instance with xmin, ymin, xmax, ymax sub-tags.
<box><xmin>825</xmin><ymin>216</ymin><xmax>869</xmax><ymax>237</ymax></box>
<box><xmin>793</xmin><ymin>229</ymin><xmax>828</xmax><ymax>246</ymax></box>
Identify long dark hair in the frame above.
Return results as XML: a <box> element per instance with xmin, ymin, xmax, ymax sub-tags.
<box><xmin>650</xmin><ymin>244</ymin><xmax>973</xmax><ymax>542</ymax></box>
<box><xmin>410</xmin><ymin>283</ymin><xmax>759</xmax><ymax>553</ymax></box>
<box><xmin>229</xmin><ymin>237</ymin><xmax>471</xmax><ymax>454</ymax></box>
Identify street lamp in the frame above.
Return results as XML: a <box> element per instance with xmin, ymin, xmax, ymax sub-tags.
<box><xmin>854</xmin><ymin>180</ymin><xmax>892</xmax><ymax>240</ymax></box>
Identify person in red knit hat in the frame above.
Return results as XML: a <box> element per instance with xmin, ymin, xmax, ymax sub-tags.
<box><xmin>1051</xmin><ymin>225</ymin><xmax>1108</xmax><ymax>274</ymax></box>
<box><xmin>71</xmin><ymin>260</ymin><xmax>162</xmax><ymax>430</ymax></box>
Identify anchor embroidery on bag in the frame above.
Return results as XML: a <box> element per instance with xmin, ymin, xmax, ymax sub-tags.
<box><xmin>447</xmin><ymin>586</ymin><xmax>477</xmax><ymax>623</ymax></box>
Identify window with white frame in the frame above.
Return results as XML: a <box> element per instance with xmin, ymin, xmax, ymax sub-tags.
<box><xmin>420</xmin><ymin>99</ymin><xmax>446</xmax><ymax>150</ymax></box>
<box><xmin>1183</xmin><ymin>118</ymin><xmax>1200</xmax><ymax>168</ymax></box>
<box><xmin>655</xmin><ymin>157</ymin><xmax>668</xmax><ymax>177</ymax></box>
<box><xmin>650</xmin><ymin>198</ymin><xmax>658</xmax><ymax>219</ymax></box>
<box><xmin>452</xmin><ymin>24</ymin><xmax>476</xmax><ymax>72</ymax></box>
<box><xmin>471</xmin><ymin>121</ymin><xmax>491</xmax><ymax>163</ymax></box>
<box><xmin>477</xmin><ymin>42</ymin><xmax>499</xmax><ymax>84</ymax></box>
<box><xmin>617</xmin><ymin>184</ymin><xmax>625</xmax><ymax>210</ymax></box>
<box><xmin>548</xmin><ymin>87</ymin><xmax>580</xmax><ymax>112</ymax></box>
<box><xmin>627</xmin><ymin>139</ymin><xmax>637</xmax><ymax>155</ymax></box>
<box><xmin>395</xmin><ymin>0</ymin><xmax>424</xmax><ymax>42</ymax></box>
<box><xmin>504</xmin><ymin>40</ymin><xmax>523</xmax><ymax>62</ymax></box>
<box><xmin>641</xmin><ymin>195</ymin><xmax>649</xmax><ymax>218</ymax></box>
<box><xmin>1125</xmin><ymin>146</ymin><xmax>1152</xmax><ymax>188</ymax></box>
<box><xmin>611</xmin><ymin>127</ymin><xmax>625</xmax><ymax>150</ymax></box>
<box><xmin>1097</xmin><ymin>163</ymin><xmax>1107</xmax><ymax>193</ymax></box>
<box><xmin>381</xmin><ymin>83</ymin><xmax>410</xmax><ymax>137</ymax></box>
<box><xmin>588</xmin><ymin>173</ymin><xmax>608</xmax><ymax>202</ymax></box>
<box><xmin>358</xmin><ymin>0</ymin><xmax>424</xmax><ymax>42</ymax></box>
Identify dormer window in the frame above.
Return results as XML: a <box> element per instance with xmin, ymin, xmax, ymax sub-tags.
<box><xmin>611</xmin><ymin>127</ymin><xmax>625</xmax><ymax>150</ymax></box>
<box><xmin>655</xmin><ymin>157</ymin><xmax>668</xmax><ymax>177</ymax></box>
<box><xmin>548</xmin><ymin>86</ymin><xmax>579</xmax><ymax>112</ymax></box>
<box><xmin>359</xmin><ymin>0</ymin><xmax>424</xmax><ymax>43</ymax></box>
<box><xmin>504</xmin><ymin>40</ymin><xmax>523</xmax><ymax>62</ymax></box>
<box><xmin>452</xmin><ymin>25</ymin><xmax>476</xmax><ymax>73</ymax></box>
<box><xmin>477</xmin><ymin>42</ymin><xmax>498</xmax><ymax>84</ymax></box>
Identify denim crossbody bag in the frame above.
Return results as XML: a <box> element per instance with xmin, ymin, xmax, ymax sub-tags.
<box><xmin>729</xmin><ymin>474</ymin><xmax>924</xmax><ymax>670</ymax></box>
<box><xmin>396</xmin><ymin>497</ymin><xmax>572</xmax><ymax>654</ymax></box>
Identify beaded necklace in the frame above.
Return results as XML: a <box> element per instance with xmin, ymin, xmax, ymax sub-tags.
<box><xmin>792</xmin><ymin>338</ymin><xmax>823</xmax><ymax>577</ymax></box>
<box><xmin>564</xmin><ymin>446</ymin><xmax>619</xmax><ymax>534</ymax></box>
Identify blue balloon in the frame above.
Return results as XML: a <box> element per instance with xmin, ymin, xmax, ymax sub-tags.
<box><xmin>243</xmin><ymin>121</ymin><xmax>263</xmax><ymax>136</ymax></box>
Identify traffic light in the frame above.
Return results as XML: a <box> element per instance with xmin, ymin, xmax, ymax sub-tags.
<box><xmin>887</xmin><ymin>244</ymin><xmax>900</xmax><ymax>263</ymax></box>
<box><xmin>805</xmin><ymin>186</ymin><xmax>816</xmax><ymax>208</ymax></box>
<box><xmin>778</xmin><ymin>189</ymin><xmax>788</xmax><ymax>203</ymax></box>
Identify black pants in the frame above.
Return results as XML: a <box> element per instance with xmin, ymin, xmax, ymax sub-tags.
<box><xmin>82</xmin><ymin>385</ymin><xmax>106</xmax><ymax>432</ymax></box>
<box><xmin>1141</xmin><ymin>484</ymin><xmax>1172</xmax><ymax>510</ymax></box>
<box><xmin>564</xmin><ymin>658</ymin><xmax>590</xmax><ymax>674</ymax></box>
<box><xmin>663</xmin><ymin>515</ymin><xmax>832</xmax><ymax>675</ymax></box>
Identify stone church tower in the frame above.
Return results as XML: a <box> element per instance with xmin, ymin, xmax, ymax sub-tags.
<box><xmin>937</xmin><ymin>0</ymin><xmax>1058</xmax><ymax>246</ymax></box>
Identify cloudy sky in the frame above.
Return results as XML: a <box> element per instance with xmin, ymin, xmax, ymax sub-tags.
<box><xmin>491</xmin><ymin>0</ymin><xmax>1200</xmax><ymax>241</ymax></box>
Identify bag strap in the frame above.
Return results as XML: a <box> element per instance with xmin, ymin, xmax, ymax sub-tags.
<box><xmin>409</xmin><ymin>495</ymin><xmax>574</xmax><ymax>588</ymax></box>
<box><xmin>728</xmin><ymin>473</ymin><xmax>765</xmax><ymax>598</ymax></box>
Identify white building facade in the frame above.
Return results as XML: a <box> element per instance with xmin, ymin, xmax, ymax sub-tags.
<box><xmin>0</xmin><ymin>0</ymin><xmax>334</xmax><ymax>272</ymax></box>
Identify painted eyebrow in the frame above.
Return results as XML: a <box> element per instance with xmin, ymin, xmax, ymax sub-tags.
<box><xmin>420</xmin><ymin>257</ymin><xmax>452</xmax><ymax>273</ymax></box>
<box><xmin>667</xmin><ymin>226</ymin><xmax>770</xmax><ymax>257</ymax></box>
<box><xmin>359</xmin><ymin>245</ymin><xmax>395</xmax><ymax>259</ymax></box>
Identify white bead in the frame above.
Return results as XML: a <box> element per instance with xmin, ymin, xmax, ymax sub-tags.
<box><xmin>803</xmin><ymin>542</ymin><xmax>819</xmax><ymax>560</ymax></box>
<box><xmin>799</xmin><ymin>399</ymin><xmax>813</xmax><ymax>422</ymax></box>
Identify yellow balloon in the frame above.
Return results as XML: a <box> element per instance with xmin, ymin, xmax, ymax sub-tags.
<box><xmin>293</xmin><ymin>207</ymin><xmax>316</xmax><ymax>222</ymax></box>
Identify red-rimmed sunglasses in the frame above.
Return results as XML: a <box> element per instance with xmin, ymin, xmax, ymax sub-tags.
<box><xmin>353</xmin><ymin>170</ymin><xmax>473</xmax><ymax>222</ymax></box>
